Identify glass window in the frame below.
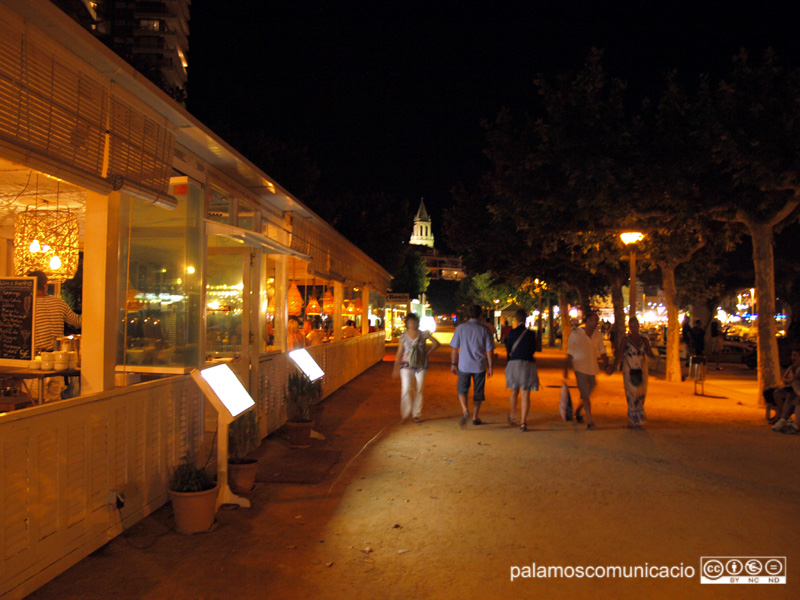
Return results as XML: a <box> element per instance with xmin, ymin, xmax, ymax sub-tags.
<box><xmin>261</xmin><ymin>255</ymin><xmax>278</xmax><ymax>353</ymax></box>
<box><xmin>369</xmin><ymin>290</ymin><xmax>385</xmax><ymax>331</ymax></box>
<box><xmin>237</xmin><ymin>200</ymin><xmax>256</xmax><ymax>231</ymax></box>
<box><xmin>205</xmin><ymin>250</ymin><xmax>244</xmax><ymax>358</ymax></box>
<box><xmin>117</xmin><ymin>187</ymin><xmax>203</xmax><ymax>370</ymax></box>
<box><xmin>208</xmin><ymin>187</ymin><xmax>230</xmax><ymax>225</ymax></box>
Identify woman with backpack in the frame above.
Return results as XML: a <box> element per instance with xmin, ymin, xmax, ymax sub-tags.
<box><xmin>392</xmin><ymin>313</ymin><xmax>440</xmax><ymax>423</ymax></box>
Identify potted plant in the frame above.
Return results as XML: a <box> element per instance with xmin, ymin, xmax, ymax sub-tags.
<box><xmin>168</xmin><ymin>454</ymin><xmax>218</xmax><ymax>534</ymax></box>
<box><xmin>285</xmin><ymin>370</ymin><xmax>322</xmax><ymax>448</ymax></box>
<box><xmin>228</xmin><ymin>410</ymin><xmax>260</xmax><ymax>494</ymax></box>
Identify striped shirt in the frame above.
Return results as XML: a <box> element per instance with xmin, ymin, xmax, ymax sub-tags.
<box><xmin>34</xmin><ymin>295</ymin><xmax>81</xmax><ymax>352</ymax></box>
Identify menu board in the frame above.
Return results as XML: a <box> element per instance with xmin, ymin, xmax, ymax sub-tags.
<box><xmin>0</xmin><ymin>277</ymin><xmax>36</xmax><ymax>364</ymax></box>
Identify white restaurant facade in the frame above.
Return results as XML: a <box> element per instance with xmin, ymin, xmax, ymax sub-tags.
<box><xmin>0</xmin><ymin>2</ymin><xmax>391</xmax><ymax>597</ymax></box>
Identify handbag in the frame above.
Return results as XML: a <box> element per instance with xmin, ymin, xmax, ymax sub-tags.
<box><xmin>559</xmin><ymin>382</ymin><xmax>573</xmax><ymax>421</ymax></box>
<box><xmin>509</xmin><ymin>328</ymin><xmax>529</xmax><ymax>358</ymax></box>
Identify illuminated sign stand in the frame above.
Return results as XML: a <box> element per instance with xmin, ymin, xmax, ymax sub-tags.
<box><xmin>288</xmin><ymin>349</ymin><xmax>325</xmax><ymax>382</ymax></box>
<box><xmin>191</xmin><ymin>364</ymin><xmax>256</xmax><ymax>509</ymax></box>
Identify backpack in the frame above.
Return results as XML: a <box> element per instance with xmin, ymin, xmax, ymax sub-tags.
<box><xmin>405</xmin><ymin>333</ymin><xmax>428</xmax><ymax>369</ymax></box>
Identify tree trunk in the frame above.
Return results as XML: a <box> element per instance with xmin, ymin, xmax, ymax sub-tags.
<box><xmin>748</xmin><ymin>222</ymin><xmax>782</xmax><ymax>400</ymax></box>
<box><xmin>559</xmin><ymin>292</ymin><xmax>572</xmax><ymax>352</ymax></box>
<box><xmin>661</xmin><ymin>262</ymin><xmax>682</xmax><ymax>383</ymax></box>
<box><xmin>547</xmin><ymin>295</ymin><xmax>556</xmax><ymax>347</ymax></box>
<box><xmin>610</xmin><ymin>273</ymin><xmax>626</xmax><ymax>357</ymax></box>
<box><xmin>572</xmin><ymin>282</ymin><xmax>591</xmax><ymax>316</ymax></box>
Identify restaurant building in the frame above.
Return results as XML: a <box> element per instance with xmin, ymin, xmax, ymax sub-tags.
<box><xmin>0</xmin><ymin>1</ymin><xmax>391</xmax><ymax>597</ymax></box>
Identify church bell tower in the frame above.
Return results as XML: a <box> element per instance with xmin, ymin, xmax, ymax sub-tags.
<box><xmin>410</xmin><ymin>199</ymin><xmax>434</xmax><ymax>248</ymax></box>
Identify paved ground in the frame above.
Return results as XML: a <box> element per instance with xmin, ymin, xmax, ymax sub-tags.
<box><xmin>27</xmin><ymin>336</ymin><xmax>799</xmax><ymax>600</ymax></box>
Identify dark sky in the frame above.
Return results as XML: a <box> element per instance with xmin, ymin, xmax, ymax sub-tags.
<box><xmin>187</xmin><ymin>2</ymin><xmax>800</xmax><ymax>225</ymax></box>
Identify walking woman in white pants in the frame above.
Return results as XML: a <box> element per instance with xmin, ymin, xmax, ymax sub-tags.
<box><xmin>392</xmin><ymin>314</ymin><xmax>440</xmax><ymax>422</ymax></box>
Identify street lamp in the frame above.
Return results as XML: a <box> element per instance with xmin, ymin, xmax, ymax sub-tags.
<box><xmin>620</xmin><ymin>232</ymin><xmax>644</xmax><ymax>319</ymax></box>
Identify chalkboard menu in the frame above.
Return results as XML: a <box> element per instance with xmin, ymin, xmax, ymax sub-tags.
<box><xmin>0</xmin><ymin>277</ymin><xmax>35</xmax><ymax>363</ymax></box>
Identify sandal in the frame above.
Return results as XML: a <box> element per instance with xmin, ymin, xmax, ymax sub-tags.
<box><xmin>413</xmin><ymin>416</ymin><xmax>422</xmax><ymax>424</ymax></box>
<box><xmin>520</xmin><ymin>423</ymin><xmax>527</xmax><ymax>432</ymax></box>
<box><xmin>575</xmin><ymin>415</ymin><xmax>584</xmax><ymax>424</ymax></box>
<box><xmin>507</xmin><ymin>414</ymin><xmax>516</xmax><ymax>426</ymax></box>
<box><xmin>587</xmin><ymin>422</ymin><xmax>596</xmax><ymax>430</ymax></box>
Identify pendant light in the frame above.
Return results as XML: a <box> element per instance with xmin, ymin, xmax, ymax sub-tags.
<box><xmin>322</xmin><ymin>280</ymin><xmax>335</xmax><ymax>315</ymax></box>
<box><xmin>287</xmin><ymin>259</ymin><xmax>303</xmax><ymax>316</ymax></box>
<box><xmin>306</xmin><ymin>278</ymin><xmax>321</xmax><ymax>316</ymax></box>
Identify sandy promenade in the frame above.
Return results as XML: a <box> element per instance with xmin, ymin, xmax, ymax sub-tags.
<box><xmin>26</xmin><ymin>340</ymin><xmax>799</xmax><ymax>600</ymax></box>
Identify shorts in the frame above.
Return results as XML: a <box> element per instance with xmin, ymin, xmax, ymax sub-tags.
<box><xmin>457</xmin><ymin>370</ymin><xmax>486</xmax><ymax>402</ymax></box>
<box><xmin>575</xmin><ymin>371</ymin><xmax>597</xmax><ymax>400</ymax></box>
<box><xmin>505</xmin><ymin>360</ymin><xmax>539</xmax><ymax>391</ymax></box>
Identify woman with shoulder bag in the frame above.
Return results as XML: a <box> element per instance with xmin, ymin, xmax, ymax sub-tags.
<box><xmin>392</xmin><ymin>314</ymin><xmax>440</xmax><ymax>423</ymax></box>
<box><xmin>609</xmin><ymin>317</ymin><xmax>657</xmax><ymax>428</ymax></box>
<box><xmin>505</xmin><ymin>309</ymin><xmax>540</xmax><ymax>431</ymax></box>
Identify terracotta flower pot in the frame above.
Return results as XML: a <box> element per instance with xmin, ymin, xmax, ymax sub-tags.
<box><xmin>169</xmin><ymin>484</ymin><xmax>219</xmax><ymax>534</ymax></box>
<box><xmin>286</xmin><ymin>420</ymin><xmax>313</xmax><ymax>448</ymax></box>
<box><xmin>228</xmin><ymin>459</ymin><xmax>258</xmax><ymax>494</ymax></box>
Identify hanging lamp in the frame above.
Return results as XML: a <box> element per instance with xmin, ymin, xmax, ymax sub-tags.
<box><xmin>306</xmin><ymin>278</ymin><xmax>321</xmax><ymax>316</ymax></box>
<box><xmin>287</xmin><ymin>259</ymin><xmax>303</xmax><ymax>316</ymax></box>
<box><xmin>354</xmin><ymin>294</ymin><xmax>363</xmax><ymax>315</ymax></box>
<box><xmin>14</xmin><ymin>178</ymin><xmax>79</xmax><ymax>281</ymax></box>
<box><xmin>344</xmin><ymin>288</ymin><xmax>355</xmax><ymax>315</ymax></box>
<box><xmin>322</xmin><ymin>281</ymin><xmax>335</xmax><ymax>315</ymax></box>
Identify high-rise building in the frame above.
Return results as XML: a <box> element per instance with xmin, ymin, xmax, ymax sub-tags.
<box><xmin>51</xmin><ymin>0</ymin><xmax>190</xmax><ymax>104</ymax></box>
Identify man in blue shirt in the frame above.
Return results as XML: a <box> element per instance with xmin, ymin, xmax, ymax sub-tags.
<box><xmin>450</xmin><ymin>305</ymin><xmax>495</xmax><ymax>427</ymax></box>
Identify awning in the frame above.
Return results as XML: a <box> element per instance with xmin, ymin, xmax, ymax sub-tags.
<box><xmin>205</xmin><ymin>220</ymin><xmax>310</xmax><ymax>260</ymax></box>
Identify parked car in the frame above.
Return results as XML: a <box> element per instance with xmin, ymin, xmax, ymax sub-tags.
<box><xmin>744</xmin><ymin>336</ymin><xmax>797</xmax><ymax>369</ymax></box>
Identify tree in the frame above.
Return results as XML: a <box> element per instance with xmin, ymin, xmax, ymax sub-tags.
<box><xmin>696</xmin><ymin>50</ymin><xmax>800</xmax><ymax>393</ymax></box>
<box><xmin>390</xmin><ymin>248</ymin><xmax>430</xmax><ymax>297</ymax></box>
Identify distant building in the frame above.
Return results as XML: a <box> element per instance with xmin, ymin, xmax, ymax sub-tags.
<box><xmin>409</xmin><ymin>199</ymin><xmax>434</xmax><ymax>248</ymax></box>
<box><xmin>52</xmin><ymin>0</ymin><xmax>190</xmax><ymax>103</ymax></box>
<box><xmin>409</xmin><ymin>199</ymin><xmax>464</xmax><ymax>281</ymax></box>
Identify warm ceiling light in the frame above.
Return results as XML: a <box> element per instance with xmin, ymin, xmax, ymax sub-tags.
<box><xmin>306</xmin><ymin>295</ymin><xmax>321</xmax><ymax>316</ymax></box>
<box><xmin>14</xmin><ymin>207</ymin><xmax>79</xmax><ymax>281</ymax></box>
<box><xmin>288</xmin><ymin>282</ymin><xmax>303</xmax><ymax>316</ymax></box>
<box><xmin>322</xmin><ymin>289</ymin><xmax>334</xmax><ymax>315</ymax></box>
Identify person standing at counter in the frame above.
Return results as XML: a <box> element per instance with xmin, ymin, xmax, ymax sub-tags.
<box><xmin>29</xmin><ymin>270</ymin><xmax>81</xmax><ymax>352</ymax></box>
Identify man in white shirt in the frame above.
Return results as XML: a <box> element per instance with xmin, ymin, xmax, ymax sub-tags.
<box><xmin>563</xmin><ymin>311</ymin><xmax>608</xmax><ymax>429</ymax></box>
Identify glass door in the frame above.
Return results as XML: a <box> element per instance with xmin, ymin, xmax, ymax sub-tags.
<box><xmin>206</xmin><ymin>247</ymin><xmax>251</xmax><ymax>390</ymax></box>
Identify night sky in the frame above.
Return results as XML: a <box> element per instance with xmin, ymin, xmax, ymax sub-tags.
<box><xmin>187</xmin><ymin>2</ymin><xmax>800</xmax><ymax>227</ymax></box>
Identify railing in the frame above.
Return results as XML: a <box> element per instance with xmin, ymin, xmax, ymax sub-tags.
<box><xmin>0</xmin><ymin>376</ymin><xmax>204</xmax><ymax>600</ymax></box>
<box><xmin>257</xmin><ymin>331</ymin><xmax>385</xmax><ymax>436</ymax></box>
<box><xmin>0</xmin><ymin>332</ymin><xmax>385</xmax><ymax>598</ymax></box>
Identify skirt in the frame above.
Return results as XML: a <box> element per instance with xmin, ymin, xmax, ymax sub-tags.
<box><xmin>505</xmin><ymin>360</ymin><xmax>540</xmax><ymax>391</ymax></box>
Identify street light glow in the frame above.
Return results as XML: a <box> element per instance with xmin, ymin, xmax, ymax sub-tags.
<box><xmin>620</xmin><ymin>232</ymin><xmax>644</xmax><ymax>245</ymax></box>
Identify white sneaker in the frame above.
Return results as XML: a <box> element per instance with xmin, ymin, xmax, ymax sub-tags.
<box><xmin>772</xmin><ymin>418</ymin><xmax>787</xmax><ymax>432</ymax></box>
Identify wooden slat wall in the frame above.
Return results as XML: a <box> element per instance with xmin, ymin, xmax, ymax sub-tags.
<box><xmin>0</xmin><ymin>18</ymin><xmax>174</xmax><ymax>196</ymax></box>
<box><xmin>258</xmin><ymin>332</ymin><xmax>385</xmax><ymax>437</ymax></box>
<box><xmin>0</xmin><ymin>376</ymin><xmax>203</xmax><ymax>600</ymax></box>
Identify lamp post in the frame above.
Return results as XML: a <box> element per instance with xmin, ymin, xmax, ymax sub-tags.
<box><xmin>534</xmin><ymin>278</ymin><xmax>546</xmax><ymax>350</ymax></box>
<box><xmin>620</xmin><ymin>232</ymin><xmax>644</xmax><ymax>320</ymax></box>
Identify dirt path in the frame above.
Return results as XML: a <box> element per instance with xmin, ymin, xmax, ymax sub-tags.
<box><xmin>27</xmin><ymin>344</ymin><xmax>799</xmax><ymax>600</ymax></box>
